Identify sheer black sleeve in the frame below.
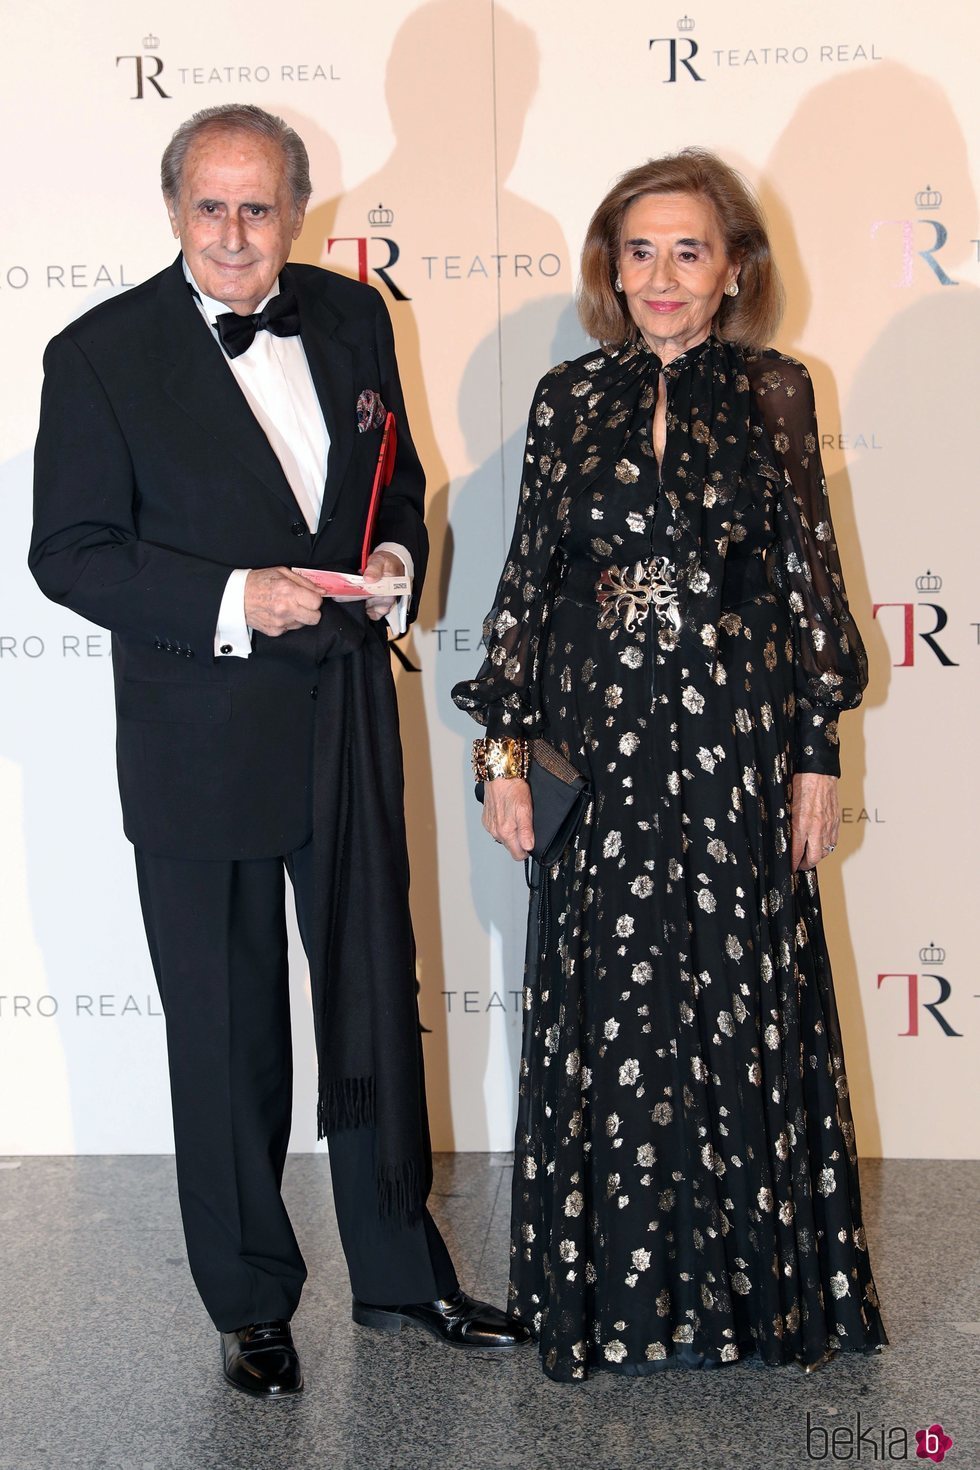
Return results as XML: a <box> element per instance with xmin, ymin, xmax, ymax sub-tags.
<box><xmin>748</xmin><ymin>353</ymin><xmax>868</xmax><ymax>777</ymax></box>
<box><xmin>451</xmin><ymin>375</ymin><xmax>562</xmax><ymax>740</ymax></box>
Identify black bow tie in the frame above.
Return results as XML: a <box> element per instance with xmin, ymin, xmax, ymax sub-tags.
<box><xmin>213</xmin><ymin>290</ymin><xmax>301</xmax><ymax>359</ymax></box>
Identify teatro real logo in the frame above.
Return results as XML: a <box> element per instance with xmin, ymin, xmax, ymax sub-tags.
<box><xmin>115</xmin><ymin>34</ymin><xmax>339</xmax><ymax>99</ymax></box>
<box><xmin>871</xmin><ymin>187</ymin><xmax>959</xmax><ymax>288</ymax></box>
<box><xmin>324</xmin><ymin>209</ymin><xmax>565</xmax><ymax>302</ymax></box>
<box><xmin>649</xmin><ymin>14</ymin><xmax>882</xmax><ymax>81</ymax></box>
<box><xmin>326</xmin><ymin>213</ymin><xmax>409</xmax><ymax>302</ymax></box>
<box><xmin>877</xmin><ymin>943</ymin><xmax>962</xmax><ymax>1038</ymax></box>
<box><xmin>649</xmin><ymin>16</ymin><xmax>704</xmax><ymax>83</ymax></box>
<box><xmin>116</xmin><ymin>33</ymin><xmax>170</xmax><ymax>100</ymax></box>
<box><xmin>646</xmin><ymin>16</ymin><xmax>702</xmax><ymax>83</ymax></box>
<box><xmin>872</xmin><ymin>570</ymin><xmax>959</xmax><ymax>668</ymax></box>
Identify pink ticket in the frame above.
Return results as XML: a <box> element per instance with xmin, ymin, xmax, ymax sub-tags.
<box><xmin>292</xmin><ymin>568</ymin><xmax>411</xmax><ymax>599</ymax></box>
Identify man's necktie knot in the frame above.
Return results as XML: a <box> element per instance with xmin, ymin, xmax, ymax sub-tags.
<box><xmin>214</xmin><ymin>290</ymin><xmax>301</xmax><ymax>359</ymax></box>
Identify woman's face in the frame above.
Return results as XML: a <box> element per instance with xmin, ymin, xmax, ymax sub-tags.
<box><xmin>617</xmin><ymin>191</ymin><xmax>739</xmax><ymax>362</ymax></box>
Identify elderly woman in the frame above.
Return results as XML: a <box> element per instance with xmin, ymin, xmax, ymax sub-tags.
<box><xmin>453</xmin><ymin>150</ymin><xmax>886</xmax><ymax>1382</ymax></box>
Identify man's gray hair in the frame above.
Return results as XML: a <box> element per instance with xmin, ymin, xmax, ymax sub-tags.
<box><xmin>161</xmin><ymin>104</ymin><xmax>312</xmax><ymax>209</ymax></box>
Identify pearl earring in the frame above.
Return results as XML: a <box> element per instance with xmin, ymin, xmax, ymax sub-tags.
<box><xmin>614</xmin><ymin>274</ymin><xmax>623</xmax><ymax>292</ymax></box>
<box><xmin>724</xmin><ymin>280</ymin><xmax>739</xmax><ymax>297</ymax></box>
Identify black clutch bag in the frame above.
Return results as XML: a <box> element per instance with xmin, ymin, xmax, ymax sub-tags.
<box><xmin>476</xmin><ymin>738</ymin><xmax>589</xmax><ymax>867</ymax></box>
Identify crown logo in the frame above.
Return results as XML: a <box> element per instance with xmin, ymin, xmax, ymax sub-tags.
<box><xmin>914</xmin><ymin>184</ymin><xmax>942</xmax><ymax>211</ymax></box>
<box><xmin>677</xmin><ymin>14</ymin><xmax>695</xmax><ymax>31</ymax></box>
<box><xmin>919</xmin><ymin>941</ymin><xmax>946</xmax><ymax>966</ymax></box>
<box><xmin>915</xmin><ymin>568</ymin><xmax>942</xmax><ymax>593</ymax></box>
<box><xmin>142</xmin><ymin>32</ymin><xmax>160</xmax><ymax>49</ymax></box>
<box><xmin>368</xmin><ymin>202</ymin><xmax>394</xmax><ymax>227</ymax></box>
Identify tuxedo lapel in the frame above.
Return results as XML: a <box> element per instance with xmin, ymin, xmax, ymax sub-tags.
<box><xmin>152</xmin><ymin>258</ymin><xmax>305</xmax><ymax>517</ymax></box>
<box><xmin>282</xmin><ymin>266</ymin><xmax>356</xmax><ymax>536</ymax></box>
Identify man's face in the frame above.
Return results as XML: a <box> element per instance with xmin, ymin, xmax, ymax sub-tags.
<box><xmin>166</xmin><ymin>127</ymin><xmax>307</xmax><ymax>315</ymax></box>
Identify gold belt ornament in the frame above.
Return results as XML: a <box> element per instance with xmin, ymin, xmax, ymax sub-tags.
<box><xmin>596</xmin><ymin>557</ymin><xmax>681</xmax><ymax>633</ymax></box>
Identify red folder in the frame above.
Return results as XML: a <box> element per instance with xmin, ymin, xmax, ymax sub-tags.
<box><xmin>361</xmin><ymin>411</ymin><xmax>397</xmax><ymax>572</ymax></box>
<box><xmin>292</xmin><ymin>411</ymin><xmax>400</xmax><ymax>599</ymax></box>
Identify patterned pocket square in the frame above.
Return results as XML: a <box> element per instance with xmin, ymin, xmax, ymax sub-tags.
<box><xmin>356</xmin><ymin>388</ymin><xmax>387</xmax><ymax>432</ymax></box>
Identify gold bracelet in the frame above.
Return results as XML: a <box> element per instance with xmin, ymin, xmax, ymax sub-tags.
<box><xmin>472</xmin><ymin>736</ymin><xmax>530</xmax><ymax>782</ymax></box>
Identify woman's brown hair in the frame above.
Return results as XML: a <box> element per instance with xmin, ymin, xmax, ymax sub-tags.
<box><xmin>578</xmin><ymin>148</ymin><xmax>783</xmax><ymax>349</ymax></box>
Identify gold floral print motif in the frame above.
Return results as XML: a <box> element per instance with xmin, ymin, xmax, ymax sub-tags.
<box><xmin>452</xmin><ymin>339</ymin><xmax>882</xmax><ymax>1384</ymax></box>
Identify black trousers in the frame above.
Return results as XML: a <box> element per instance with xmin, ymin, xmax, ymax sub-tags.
<box><xmin>135</xmin><ymin>840</ymin><xmax>457</xmax><ymax>1331</ymax></box>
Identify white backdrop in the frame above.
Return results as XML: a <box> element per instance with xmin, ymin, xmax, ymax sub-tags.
<box><xmin>1</xmin><ymin>0</ymin><xmax>977</xmax><ymax>1159</ymax></box>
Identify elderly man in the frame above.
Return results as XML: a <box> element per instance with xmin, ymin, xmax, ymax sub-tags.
<box><xmin>30</xmin><ymin>104</ymin><xmax>528</xmax><ymax>1396</ymax></box>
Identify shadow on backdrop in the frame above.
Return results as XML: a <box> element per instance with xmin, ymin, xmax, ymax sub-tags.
<box><xmin>298</xmin><ymin>2</ymin><xmax>572</xmax><ymax>1147</ymax></box>
<box><xmin>760</xmin><ymin>61</ymin><xmax>976</xmax><ymax>1156</ymax></box>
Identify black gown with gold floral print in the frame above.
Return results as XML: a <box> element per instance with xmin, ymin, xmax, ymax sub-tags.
<box><xmin>453</xmin><ymin>336</ymin><xmax>887</xmax><ymax>1382</ymax></box>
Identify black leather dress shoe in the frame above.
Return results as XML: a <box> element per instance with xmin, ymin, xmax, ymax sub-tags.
<box><xmin>220</xmin><ymin>1320</ymin><xmax>303</xmax><ymax>1397</ymax></box>
<box><xmin>351</xmin><ymin>1289</ymin><xmax>533</xmax><ymax>1351</ymax></box>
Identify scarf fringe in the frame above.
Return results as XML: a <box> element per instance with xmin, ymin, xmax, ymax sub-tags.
<box><xmin>316</xmin><ymin>1078</ymin><xmax>425</xmax><ymax>1225</ymax></box>
<box><xmin>317</xmin><ymin>1075</ymin><xmax>376</xmax><ymax>1138</ymax></box>
<box><xmin>376</xmin><ymin>1158</ymin><xmax>425</xmax><ymax>1224</ymax></box>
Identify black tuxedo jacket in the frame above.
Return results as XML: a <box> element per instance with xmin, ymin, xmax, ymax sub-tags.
<box><xmin>30</xmin><ymin>256</ymin><xmax>427</xmax><ymax>860</ymax></box>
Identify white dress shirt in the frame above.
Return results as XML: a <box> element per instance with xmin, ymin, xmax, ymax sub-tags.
<box><xmin>184</xmin><ymin>263</ymin><xmax>412</xmax><ymax>655</ymax></box>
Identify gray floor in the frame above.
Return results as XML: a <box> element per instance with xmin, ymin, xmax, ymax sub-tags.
<box><xmin>0</xmin><ymin>1156</ymin><xmax>977</xmax><ymax>1470</ymax></box>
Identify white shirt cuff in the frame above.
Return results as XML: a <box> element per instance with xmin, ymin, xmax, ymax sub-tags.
<box><xmin>215</xmin><ymin>568</ymin><xmax>253</xmax><ymax>658</ymax></box>
<box><xmin>374</xmin><ymin>541</ymin><xmax>413</xmax><ymax>637</ymax></box>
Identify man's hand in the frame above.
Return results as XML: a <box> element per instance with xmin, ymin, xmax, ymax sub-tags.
<box><xmin>244</xmin><ymin>567</ymin><xmax>323</xmax><ymax>637</ymax></box>
<box><xmin>482</xmin><ymin>778</ymin><xmax>535</xmax><ymax>862</ymax></box>
<box><xmin>791</xmin><ymin>772</ymin><xmax>840</xmax><ymax>871</ymax></box>
<box><xmin>362</xmin><ymin>548</ymin><xmax>405</xmax><ymax>622</ymax></box>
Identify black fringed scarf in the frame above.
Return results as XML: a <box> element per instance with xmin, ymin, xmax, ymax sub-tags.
<box><xmin>301</xmin><ymin>609</ymin><xmax>430</xmax><ymax>1223</ymax></box>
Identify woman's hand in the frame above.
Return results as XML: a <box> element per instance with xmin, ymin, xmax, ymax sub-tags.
<box><xmin>791</xmin><ymin>772</ymin><xmax>840</xmax><ymax>871</ymax></box>
<box><xmin>482</xmin><ymin>777</ymin><xmax>535</xmax><ymax>861</ymax></box>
